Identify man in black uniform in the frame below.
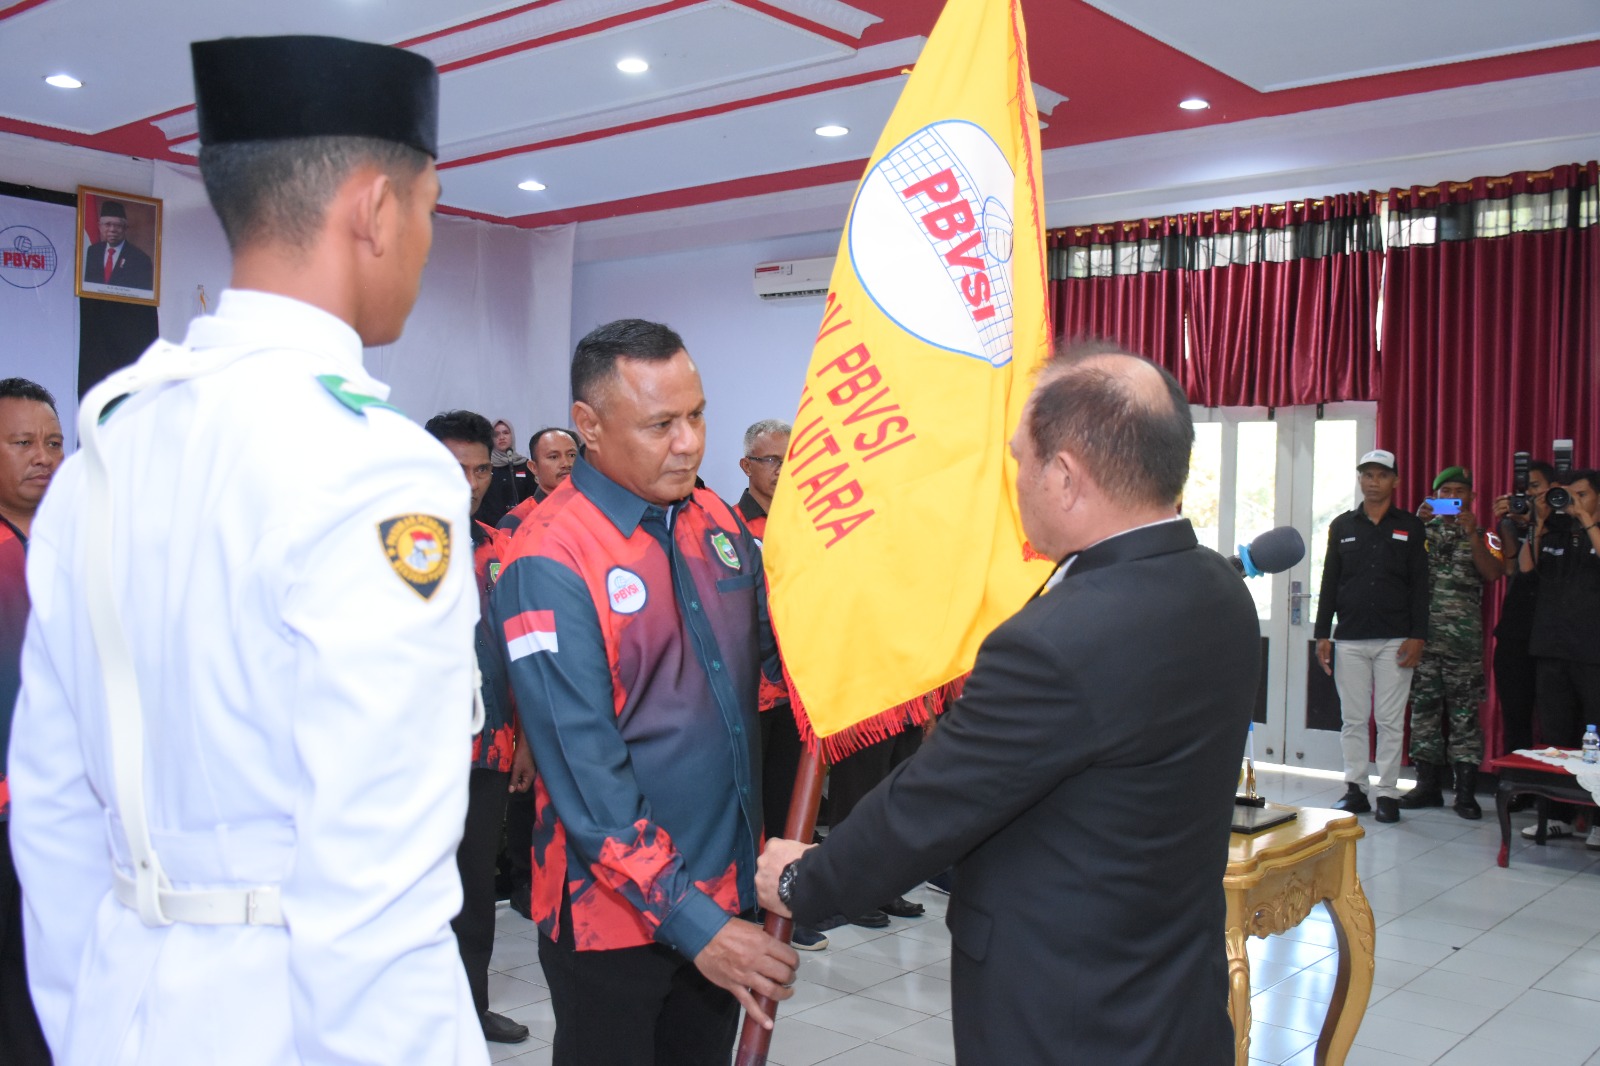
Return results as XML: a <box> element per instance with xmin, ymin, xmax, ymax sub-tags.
<box><xmin>1314</xmin><ymin>449</ymin><xmax>1429</xmax><ymax>823</ymax></box>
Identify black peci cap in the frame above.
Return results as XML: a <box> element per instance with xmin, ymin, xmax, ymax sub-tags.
<box><xmin>190</xmin><ymin>35</ymin><xmax>439</xmax><ymax>158</ymax></box>
<box><xmin>98</xmin><ymin>200</ymin><xmax>127</xmax><ymax>218</ymax></box>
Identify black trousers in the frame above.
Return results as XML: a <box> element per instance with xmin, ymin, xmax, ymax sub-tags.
<box><xmin>759</xmin><ymin>704</ymin><xmax>804</xmax><ymax>842</ymax></box>
<box><xmin>453</xmin><ymin>767</ymin><xmax>511</xmax><ymax>1016</ymax></box>
<box><xmin>537</xmin><ymin>897</ymin><xmax>738</xmax><ymax>1066</ymax></box>
<box><xmin>1494</xmin><ymin>637</ymin><xmax>1538</xmax><ymax>752</ymax></box>
<box><xmin>499</xmin><ymin>787</ymin><xmax>534</xmax><ymax>911</ymax></box>
<box><xmin>0</xmin><ymin>828</ymin><xmax>51</xmax><ymax>1065</ymax></box>
<box><xmin>827</xmin><ymin>726</ymin><xmax>923</xmax><ymax>827</ymax></box>
<box><xmin>1534</xmin><ymin>657</ymin><xmax>1600</xmax><ymax>748</ymax></box>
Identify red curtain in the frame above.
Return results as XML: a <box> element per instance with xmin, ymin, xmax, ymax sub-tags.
<box><xmin>1049</xmin><ymin>194</ymin><xmax>1381</xmax><ymax>407</ymax></box>
<box><xmin>1380</xmin><ymin>162</ymin><xmax>1600</xmax><ymax>759</ymax></box>
<box><xmin>1048</xmin><ymin>219</ymin><xmax>1185</xmax><ymax>383</ymax></box>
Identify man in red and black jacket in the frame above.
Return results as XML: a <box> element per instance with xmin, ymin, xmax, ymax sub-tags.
<box><xmin>497</xmin><ymin>427</ymin><xmax>578</xmax><ymax>537</ymax></box>
<box><xmin>424</xmin><ymin>410</ymin><xmax>535</xmax><ymax>1046</ymax></box>
<box><xmin>0</xmin><ymin>377</ymin><xmax>63</xmax><ymax>1065</ymax></box>
<box><xmin>493</xmin><ymin>321</ymin><xmax>797</xmax><ymax>1065</ymax></box>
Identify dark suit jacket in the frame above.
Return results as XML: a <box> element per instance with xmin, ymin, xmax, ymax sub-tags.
<box><xmin>83</xmin><ymin>240</ymin><xmax>154</xmax><ymax>290</ymax></box>
<box><xmin>791</xmin><ymin>519</ymin><xmax>1260</xmax><ymax>1065</ymax></box>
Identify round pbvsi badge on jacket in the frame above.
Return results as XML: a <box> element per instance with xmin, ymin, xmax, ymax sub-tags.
<box><xmin>379</xmin><ymin>514</ymin><xmax>452</xmax><ymax>599</ymax></box>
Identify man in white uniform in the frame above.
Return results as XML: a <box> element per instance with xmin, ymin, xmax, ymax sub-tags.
<box><xmin>8</xmin><ymin>36</ymin><xmax>488</xmax><ymax>1066</ymax></box>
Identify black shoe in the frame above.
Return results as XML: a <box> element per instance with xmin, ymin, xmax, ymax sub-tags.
<box><xmin>791</xmin><ymin>925</ymin><xmax>829</xmax><ymax>951</ymax></box>
<box><xmin>1333</xmin><ymin>784</ymin><xmax>1371</xmax><ymax>814</ymax></box>
<box><xmin>1453</xmin><ymin>763</ymin><xmax>1482</xmax><ymax>820</ymax></box>
<box><xmin>1397</xmin><ymin>762</ymin><xmax>1445</xmax><ymax>809</ymax></box>
<box><xmin>1375</xmin><ymin>796</ymin><xmax>1400</xmax><ymax>823</ymax></box>
<box><xmin>481</xmin><ymin>1011</ymin><xmax>530</xmax><ymax>1044</ymax></box>
<box><xmin>880</xmin><ymin>896</ymin><xmax>925</xmax><ymax>918</ymax></box>
<box><xmin>847</xmin><ymin>910</ymin><xmax>890</xmax><ymax>929</ymax></box>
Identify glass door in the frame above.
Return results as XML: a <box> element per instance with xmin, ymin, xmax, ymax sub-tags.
<box><xmin>1185</xmin><ymin>403</ymin><xmax>1376</xmax><ymax>772</ymax></box>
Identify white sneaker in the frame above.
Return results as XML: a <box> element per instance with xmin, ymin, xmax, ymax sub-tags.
<box><xmin>1521</xmin><ymin>820</ymin><xmax>1573</xmax><ymax>840</ymax></box>
<box><xmin>1587</xmin><ymin>826</ymin><xmax>1600</xmax><ymax>851</ymax></box>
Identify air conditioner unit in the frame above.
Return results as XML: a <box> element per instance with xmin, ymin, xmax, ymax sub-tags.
<box><xmin>754</xmin><ymin>256</ymin><xmax>834</xmax><ymax>301</ymax></box>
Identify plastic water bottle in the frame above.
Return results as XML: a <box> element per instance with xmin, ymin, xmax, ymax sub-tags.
<box><xmin>1584</xmin><ymin>725</ymin><xmax>1599</xmax><ymax>765</ymax></box>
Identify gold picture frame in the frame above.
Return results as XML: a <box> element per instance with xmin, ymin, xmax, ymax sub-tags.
<box><xmin>75</xmin><ymin>185</ymin><xmax>161</xmax><ymax>306</ymax></box>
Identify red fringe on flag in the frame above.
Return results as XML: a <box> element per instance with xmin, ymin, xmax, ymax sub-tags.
<box><xmin>784</xmin><ymin>658</ymin><xmax>969</xmax><ymax>764</ymax></box>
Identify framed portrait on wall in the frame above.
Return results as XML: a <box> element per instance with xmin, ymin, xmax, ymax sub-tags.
<box><xmin>75</xmin><ymin>185</ymin><xmax>161</xmax><ymax>306</ymax></box>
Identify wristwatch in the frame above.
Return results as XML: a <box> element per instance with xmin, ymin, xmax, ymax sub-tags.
<box><xmin>777</xmin><ymin>860</ymin><xmax>800</xmax><ymax>910</ymax></box>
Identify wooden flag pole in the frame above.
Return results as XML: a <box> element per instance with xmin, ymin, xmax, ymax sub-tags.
<box><xmin>733</xmin><ymin>744</ymin><xmax>828</xmax><ymax>1066</ymax></box>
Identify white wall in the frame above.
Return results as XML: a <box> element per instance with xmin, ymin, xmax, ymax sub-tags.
<box><xmin>570</xmin><ymin>232</ymin><xmax>839</xmax><ymax>502</ymax></box>
<box><xmin>2</xmin><ymin>135</ymin><xmax>575</xmax><ymax>444</ymax></box>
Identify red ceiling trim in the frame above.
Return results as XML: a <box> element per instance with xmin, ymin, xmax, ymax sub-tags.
<box><xmin>398</xmin><ymin>0</ymin><xmax>567</xmax><ymax>47</ymax></box>
<box><xmin>498</xmin><ymin>156</ymin><xmax>870</xmax><ymax>227</ymax></box>
<box><xmin>441</xmin><ymin>66</ymin><xmax>903</xmax><ymax>168</ymax></box>
<box><xmin>432</xmin><ymin>0</ymin><xmax>696</xmax><ymax>73</ymax></box>
<box><xmin>0</xmin><ymin>0</ymin><xmax>53</xmax><ymax>25</ymax></box>
<box><xmin>0</xmin><ymin>114</ymin><xmax>91</xmax><ymax>147</ymax></box>
<box><xmin>736</xmin><ymin>1</ymin><xmax>864</xmax><ymax>49</ymax></box>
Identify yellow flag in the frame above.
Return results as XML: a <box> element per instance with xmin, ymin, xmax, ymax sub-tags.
<box><xmin>764</xmin><ymin>0</ymin><xmax>1053</xmax><ymax>757</ymax></box>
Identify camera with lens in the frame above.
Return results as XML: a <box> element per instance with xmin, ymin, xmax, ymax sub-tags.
<box><xmin>1545</xmin><ymin>439</ymin><xmax>1575</xmax><ymax>512</ymax></box>
<box><xmin>1508</xmin><ymin>451</ymin><xmax>1532</xmax><ymax>516</ymax></box>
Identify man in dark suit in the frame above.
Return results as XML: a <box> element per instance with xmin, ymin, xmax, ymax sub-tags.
<box><xmin>757</xmin><ymin>347</ymin><xmax>1261</xmax><ymax>1066</ymax></box>
<box><xmin>82</xmin><ymin>200</ymin><xmax>154</xmax><ymax>290</ymax></box>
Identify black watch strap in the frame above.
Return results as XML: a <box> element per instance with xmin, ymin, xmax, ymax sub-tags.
<box><xmin>777</xmin><ymin>860</ymin><xmax>800</xmax><ymax>909</ymax></box>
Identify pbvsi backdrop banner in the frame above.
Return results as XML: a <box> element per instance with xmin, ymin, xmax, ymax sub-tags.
<box><xmin>1</xmin><ymin>192</ymin><xmax>80</xmax><ymax>449</ymax></box>
<box><xmin>764</xmin><ymin>0</ymin><xmax>1053</xmax><ymax>757</ymax></box>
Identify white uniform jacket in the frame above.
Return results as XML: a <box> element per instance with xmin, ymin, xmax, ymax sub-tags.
<box><xmin>9</xmin><ymin>290</ymin><xmax>489</xmax><ymax>1066</ymax></box>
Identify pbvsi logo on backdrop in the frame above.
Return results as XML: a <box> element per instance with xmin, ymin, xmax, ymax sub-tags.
<box><xmin>0</xmin><ymin>227</ymin><xmax>59</xmax><ymax>289</ymax></box>
<box><xmin>847</xmin><ymin>121</ymin><xmax>1015</xmax><ymax>368</ymax></box>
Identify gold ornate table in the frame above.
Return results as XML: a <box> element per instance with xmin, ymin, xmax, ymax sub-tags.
<box><xmin>1225</xmin><ymin>805</ymin><xmax>1374</xmax><ymax>1066</ymax></box>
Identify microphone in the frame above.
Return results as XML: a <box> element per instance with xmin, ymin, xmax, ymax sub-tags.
<box><xmin>1232</xmin><ymin>526</ymin><xmax>1305</xmax><ymax>578</ymax></box>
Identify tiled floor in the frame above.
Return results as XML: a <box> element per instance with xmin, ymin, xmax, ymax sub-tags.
<box><xmin>480</xmin><ymin>765</ymin><xmax>1600</xmax><ymax>1065</ymax></box>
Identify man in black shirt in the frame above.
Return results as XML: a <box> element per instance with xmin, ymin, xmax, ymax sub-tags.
<box><xmin>1521</xmin><ymin>470</ymin><xmax>1600</xmax><ymax>743</ymax></box>
<box><xmin>1314</xmin><ymin>449</ymin><xmax>1429</xmax><ymax>822</ymax></box>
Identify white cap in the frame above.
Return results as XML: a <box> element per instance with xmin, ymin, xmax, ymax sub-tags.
<box><xmin>1357</xmin><ymin>449</ymin><xmax>1396</xmax><ymax>471</ymax></box>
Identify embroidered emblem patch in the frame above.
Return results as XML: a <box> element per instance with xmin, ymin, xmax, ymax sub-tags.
<box><xmin>606</xmin><ymin>567</ymin><xmax>648</xmax><ymax>614</ymax></box>
<box><xmin>379</xmin><ymin>514</ymin><xmax>451</xmax><ymax>599</ymax></box>
<box><xmin>710</xmin><ymin>532</ymin><xmax>740</xmax><ymax>570</ymax></box>
<box><xmin>488</xmin><ymin>561</ymin><xmax>501</xmax><ymax>585</ymax></box>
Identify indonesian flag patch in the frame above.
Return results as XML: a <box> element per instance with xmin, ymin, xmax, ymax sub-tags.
<box><xmin>379</xmin><ymin>514</ymin><xmax>451</xmax><ymax>600</ymax></box>
<box><xmin>1392</xmin><ymin>530</ymin><xmax>1410</xmax><ymax>542</ymax></box>
<box><xmin>505</xmin><ymin>610</ymin><xmax>558</xmax><ymax>660</ymax></box>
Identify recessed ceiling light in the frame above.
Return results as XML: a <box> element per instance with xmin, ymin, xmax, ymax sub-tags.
<box><xmin>517</xmin><ymin>180</ymin><xmax>547</xmax><ymax>192</ymax></box>
<box><xmin>45</xmin><ymin>73</ymin><xmax>82</xmax><ymax>89</ymax></box>
<box><xmin>616</xmin><ymin>58</ymin><xmax>649</xmax><ymax>74</ymax></box>
<box><xmin>815</xmin><ymin>125</ymin><xmax>849</xmax><ymax>137</ymax></box>
<box><xmin>1179</xmin><ymin>98</ymin><xmax>1210</xmax><ymax>111</ymax></box>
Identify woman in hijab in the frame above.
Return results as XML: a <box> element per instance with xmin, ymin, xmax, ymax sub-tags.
<box><xmin>482</xmin><ymin>419</ymin><xmax>532</xmax><ymax>524</ymax></box>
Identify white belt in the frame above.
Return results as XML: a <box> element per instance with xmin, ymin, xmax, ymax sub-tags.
<box><xmin>113</xmin><ymin>872</ymin><xmax>285</xmax><ymax>927</ymax></box>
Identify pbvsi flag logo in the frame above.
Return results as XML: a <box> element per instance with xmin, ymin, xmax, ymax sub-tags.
<box><xmin>850</xmin><ymin>121</ymin><xmax>1016</xmax><ymax>367</ymax></box>
<box><xmin>763</xmin><ymin>0</ymin><xmax>1053</xmax><ymax>756</ymax></box>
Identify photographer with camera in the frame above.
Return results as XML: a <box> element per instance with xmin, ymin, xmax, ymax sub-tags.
<box><xmin>1491</xmin><ymin>457</ymin><xmax>1556</xmax><ymax>756</ymax></box>
<box><xmin>1517</xmin><ymin>464</ymin><xmax>1600</xmax><ymax>845</ymax></box>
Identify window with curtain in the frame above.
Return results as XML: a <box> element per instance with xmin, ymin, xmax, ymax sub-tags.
<box><xmin>1048</xmin><ymin>192</ymin><xmax>1383</xmax><ymax>408</ymax></box>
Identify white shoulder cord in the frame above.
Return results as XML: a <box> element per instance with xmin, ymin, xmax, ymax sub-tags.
<box><xmin>78</xmin><ymin>343</ymin><xmax>265</xmax><ymax>927</ymax></box>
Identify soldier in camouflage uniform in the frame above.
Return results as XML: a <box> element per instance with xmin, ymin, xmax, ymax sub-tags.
<box><xmin>1400</xmin><ymin>466</ymin><xmax>1504</xmax><ymax>818</ymax></box>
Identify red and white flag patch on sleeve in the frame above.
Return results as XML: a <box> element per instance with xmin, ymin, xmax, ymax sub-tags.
<box><xmin>505</xmin><ymin>610</ymin><xmax>558</xmax><ymax>660</ymax></box>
